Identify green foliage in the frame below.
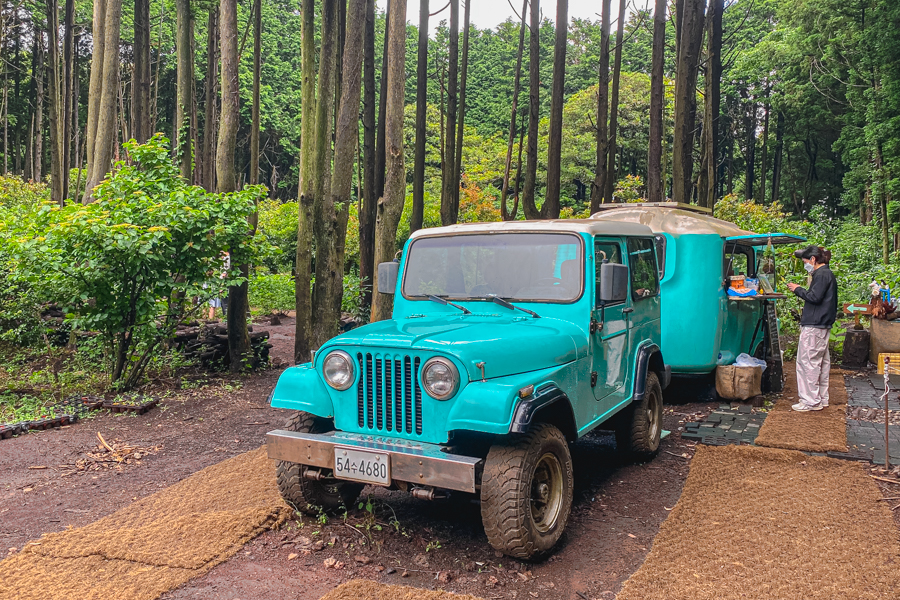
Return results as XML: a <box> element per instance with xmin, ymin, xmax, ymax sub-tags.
<box><xmin>249</xmin><ymin>273</ymin><xmax>295</xmax><ymax>314</ymax></box>
<box><xmin>5</xmin><ymin>135</ymin><xmax>266</xmax><ymax>389</ymax></box>
<box><xmin>256</xmin><ymin>199</ymin><xmax>295</xmax><ymax>273</ymax></box>
<box><xmin>0</xmin><ymin>175</ymin><xmax>50</xmax><ymax>209</ymax></box>
<box><xmin>617</xmin><ymin>175</ymin><xmax>645</xmax><ymax>203</ymax></box>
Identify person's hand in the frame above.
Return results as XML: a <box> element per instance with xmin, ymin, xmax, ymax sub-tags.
<box><xmin>787</xmin><ymin>282</ymin><xmax>798</xmax><ymax>292</ymax></box>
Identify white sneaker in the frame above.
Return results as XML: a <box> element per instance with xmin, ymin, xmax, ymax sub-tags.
<box><xmin>792</xmin><ymin>402</ymin><xmax>824</xmax><ymax>412</ymax></box>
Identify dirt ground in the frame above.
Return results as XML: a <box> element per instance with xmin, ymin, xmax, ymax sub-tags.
<box><xmin>0</xmin><ymin>319</ymin><xmax>787</xmax><ymax>599</ymax></box>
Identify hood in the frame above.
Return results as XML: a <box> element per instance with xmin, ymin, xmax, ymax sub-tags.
<box><xmin>324</xmin><ymin>314</ymin><xmax>584</xmax><ymax>381</ymax></box>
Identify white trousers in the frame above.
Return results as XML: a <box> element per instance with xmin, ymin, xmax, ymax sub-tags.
<box><xmin>796</xmin><ymin>326</ymin><xmax>831</xmax><ymax>407</ymax></box>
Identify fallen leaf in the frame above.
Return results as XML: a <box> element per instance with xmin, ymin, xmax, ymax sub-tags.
<box><xmin>287</xmin><ymin>553</ymin><xmax>299</xmax><ymax>560</ymax></box>
<box><xmin>22</xmin><ymin>488</ymin><xmax>33</xmax><ymax>493</ymax></box>
<box><xmin>627</xmin><ymin>533</ymin><xmax>637</xmax><ymax>539</ymax></box>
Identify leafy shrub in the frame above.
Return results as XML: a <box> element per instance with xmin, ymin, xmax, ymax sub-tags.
<box><xmin>617</xmin><ymin>174</ymin><xmax>645</xmax><ymax>203</ymax></box>
<box><xmin>256</xmin><ymin>199</ymin><xmax>295</xmax><ymax>273</ymax></box>
<box><xmin>250</xmin><ymin>273</ymin><xmax>295</xmax><ymax>314</ymax></box>
<box><xmin>7</xmin><ymin>135</ymin><xmax>267</xmax><ymax>390</ymax></box>
<box><xmin>0</xmin><ymin>174</ymin><xmax>50</xmax><ymax>209</ymax></box>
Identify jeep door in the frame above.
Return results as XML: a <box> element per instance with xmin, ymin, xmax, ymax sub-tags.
<box><xmin>591</xmin><ymin>238</ymin><xmax>630</xmax><ymax>405</ymax></box>
<box><xmin>624</xmin><ymin>236</ymin><xmax>662</xmax><ymax>362</ymax></box>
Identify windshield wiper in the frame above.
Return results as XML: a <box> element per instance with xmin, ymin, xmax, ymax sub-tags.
<box><xmin>491</xmin><ymin>296</ymin><xmax>540</xmax><ymax>319</ymax></box>
<box><xmin>425</xmin><ymin>294</ymin><xmax>472</xmax><ymax>315</ymax></box>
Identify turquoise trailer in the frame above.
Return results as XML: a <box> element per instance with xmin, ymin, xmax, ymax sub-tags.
<box><xmin>590</xmin><ymin>203</ymin><xmax>804</xmax><ymax>390</ymax></box>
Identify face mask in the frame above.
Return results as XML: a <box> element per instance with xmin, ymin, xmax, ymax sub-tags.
<box><xmin>804</xmin><ymin>262</ymin><xmax>815</xmax><ymax>274</ymax></box>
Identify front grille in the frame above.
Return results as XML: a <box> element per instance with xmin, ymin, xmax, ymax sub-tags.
<box><xmin>356</xmin><ymin>353</ymin><xmax>423</xmax><ymax>435</ymax></box>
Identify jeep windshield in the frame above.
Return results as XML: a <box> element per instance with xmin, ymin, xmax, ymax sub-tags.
<box><xmin>403</xmin><ymin>233</ymin><xmax>583</xmax><ymax>303</ymax></box>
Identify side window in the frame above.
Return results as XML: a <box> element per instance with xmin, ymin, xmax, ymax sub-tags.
<box><xmin>595</xmin><ymin>240</ymin><xmax>624</xmax><ymax>304</ymax></box>
<box><xmin>626</xmin><ymin>238</ymin><xmax>659</xmax><ymax>301</ymax></box>
<box><xmin>724</xmin><ymin>246</ymin><xmax>754</xmax><ymax>278</ymax></box>
<box><xmin>654</xmin><ymin>234</ymin><xmax>666</xmax><ymax>280</ymax></box>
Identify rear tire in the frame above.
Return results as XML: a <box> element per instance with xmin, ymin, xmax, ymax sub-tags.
<box><xmin>275</xmin><ymin>412</ymin><xmax>363</xmax><ymax>515</ymax></box>
<box><xmin>480</xmin><ymin>423</ymin><xmax>574</xmax><ymax>560</ymax></box>
<box><xmin>615</xmin><ymin>371</ymin><xmax>663</xmax><ymax>460</ymax></box>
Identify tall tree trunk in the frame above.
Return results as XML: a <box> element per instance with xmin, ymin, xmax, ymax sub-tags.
<box><xmin>542</xmin><ymin>0</ymin><xmax>567</xmax><ymax>219</ymax></box>
<box><xmin>249</xmin><ymin>0</ymin><xmax>261</xmax><ymax>185</ymax></box>
<box><xmin>702</xmin><ymin>0</ymin><xmax>722</xmax><ymax>208</ymax></box>
<box><xmin>371</xmin><ymin>0</ymin><xmax>407</xmax><ymax>322</ymax></box>
<box><xmin>316</xmin><ymin>0</ymin><xmax>366</xmax><ymax>344</ymax></box>
<box><xmin>13</xmin><ymin>9</ymin><xmax>21</xmax><ymax>174</ymax></box>
<box><xmin>374</xmin><ymin>0</ymin><xmax>389</xmax><ymax>202</ymax></box>
<box><xmin>743</xmin><ymin>91</ymin><xmax>756</xmax><ymax>200</ymax></box>
<box><xmin>85</xmin><ymin>0</ymin><xmax>106</xmax><ymax>178</ymax></box>
<box><xmin>589</xmin><ymin>0</ymin><xmax>611</xmax><ymax>212</ymax></box>
<box><xmin>309</xmin><ymin>0</ymin><xmax>338</xmax><ymax>347</ymax></box>
<box><xmin>46</xmin><ymin>0</ymin><xmax>64</xmax><ymax>204</ymax></box>
<box><xmin>647</xmin><ymin>0</ymin><xmax>666</xmax><ymax>202</ymax></box>
<box><xmin>757</xmin><ymin>88</ymin><xmax>770</xmax><ymax>203</ymax></box>
<box><xmin>175</xmin><ymin>0</ymin><xmax>193</xmax><ymax>180</ymax></box>
<box><xmin>671</xmin><ymin>0</ymin><xmax>704</xmax><ymax>205</ymax></box>
<box><xmin>133</xmin><ymin>0</ymin><xmax>151</xmax><ymax>143</ymax></box>
<box><xmin>604</xmin><ymin>0</ymin><xmax>626</xmax><ymax>204</ymax></box>
<box><xmin>440</xmin><ymin>0</ymin><xmax>459</xmax><ymax>226</ymax></box>
<box><xmin>411</xmin><ymin>0</ymin><xmax>428</xmax><ymax>233</ymax></box>
<box><xmin>500</xmin><ymin>0</ymin><xmax>528</xmax><ymax>221</ymax></box>
<box><xmin>452</xmin><ymin>0</ymin><xmax>471</xmax><ymax>214</ymax></box>
<box><xmin>83</xmin><ymin>0</ymin><xmax>121</xmax><ymax>203</ymax></box>
<box><xmin>216</xmin><ymin>0</ymin><xmax>249</xmax><ymax>370</ymax></box>
<box><xmin>62</xmin><ymin>0</ymin><xmax>75</xmax><ymax>199</ymax></box>
<box><xmin>294</xmin><ymin>0</ymin><xmax>316</xmax><ymax>364</ymax></box>
<box><xmin>521</xmin><ymin>0</ymin><xmax>540</xmax><ymax>218</ymax></box>
<box><xmin>771</xmin><ymin>110</ymin><xmax>784</xmax><ymax>205</ymax></box>
<box><xmin>33</xmin><ymin>32</ymin><xmax>44</xmax><ymax>182</ymax></box>
<box><xmin>202</xmin><ymin>7</ymin><xmax>218</xmax><ymax>191</ymax></box>
<box><xmin>359</xmin><ymin>0</ymin><xmax>377</xmax><ymax>312</ymax></box>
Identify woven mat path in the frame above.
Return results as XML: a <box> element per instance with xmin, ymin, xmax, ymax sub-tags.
<box><xmin>754</xmin><ymin>366</ymin><xmax>848</xmax><ymax>452</ymax></box>
<box><xmin>617</xmin><ymin>445</ymin><xmax>900</xmax><ymax>600</ymax></box>
<box><xmin>0</xmin><ymin>446</ymin><xmax>290</xmax><ymax>600</ymax></box>
<box><xmin>320</xmin><ymin>580</ymin><xmax>484</xmax><ymax>600</ymax></box>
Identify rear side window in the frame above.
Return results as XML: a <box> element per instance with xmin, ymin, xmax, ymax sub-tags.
<box><xmin>627</xmin><ymin>238</ymin><xmax>659</xmax><ymax>301</ymax></box>
<box><xmin>654</xmin><ymin>234</ymin><xmax>666</xmax><ymax>279</ymax></box>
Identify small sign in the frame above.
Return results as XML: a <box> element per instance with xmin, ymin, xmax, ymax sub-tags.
<box><xmin>843</xmin><ymin>303</ymin><xmax>874</xmax><ymax>315</ymax></box>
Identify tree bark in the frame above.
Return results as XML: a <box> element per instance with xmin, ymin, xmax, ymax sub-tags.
<box><xmin>359</xmin><ymin>0</ymin><xmax>377</xmax><ymax>312</ymax></box>
<box><xmin>83</xmin><ymin>0</ymin><xmax>121</xmax><ymax>203</ymax></box>
<box><xmin>771</xmin><ymin>110</ymin><xmax>784</xmax><ymax>205</ymax></box>
<box><xmin>202</xmin><ymin>7</ymin><xmax>218</xmax><ymax>191</ymax></box>
<box><xmin>671</xmin><ymin>0</ymin><xmax>704</xmax><ymax>205</ymax></box>
<box><xmin>440</xmin><ymin>0</ymin><xmax>459</xmax><ymax>226</ymax></box>
<box><xmin>589</xmin><ymin>0</ymin><xmax>611</xmax><ymax>213</ymax></box>
<box><xmin>743</xmin><ymin>90</ymin><xmax>756</xmax><ymax>200</ymax></box>
<box><xmin>46</xmin><ymin>0</ymin><xmax>64</xmax><ymax>205</ymax></box>
<box><xmin>542</xmin><ymin>0</ymin><xmax>567</xmax><ymax>219</ymax></box>
<box><xmin>452</xmin><ymin>0</ymin><xmax>471</xmax><ymax>215</ymax></box>
<box><xmin>176</xmin><ymin>0</ymin><xmax>194</xmax><ymax>181</ymax></box>
<box><xmin>133</xmin><ymin>0</ymin><xmax>151</xmax><ymax>143</ymax></box>
<box><xmin>702</xmin><ymin>0</ymin><xmax>722</xmax><ymax>208</ymax></box>
<box><xmin>521</xmin><ymin>0</ymin><xmax>541</xmax><ymax>218</ymax></box>
<box><xmin>500</xmin><ymin>0</ymin><xmax>528</xmax><ymax>221</ymax></box>
<box><xmin>294</xmin><ymin>0</ymin><xmax>316</xmax><ymax>364</ymax></box>
<box><xmin>371</xmin><ymin>0</ymin><xmax>407</xmax><ymax>322</ymax></box>
<box><xmin>647</xmin><ymin>0</ymin><xmax>666</xmax><ymax>202</ymax></box>
<box><xmin>249</xmin><ymin>0</ymin><xmax>261</xmax><ymax>185</ymax></box>
<box><xmin>315</xmin><ymin>0</ymin><xmax>366</xmax><ymax>345</ymax></box>
<box><xmin>757</xmin><ymin>88</ymin><xmax>770</xmax><ymax>203</ymax></box>
<box><xmin>604</xmin><ymin>0</ymin><xmax>626</xmax><ymax>204</ymax></box>
<box><xmin>374</xmin><ymin>0</ymin><xmax>389</xmax><ymax>202</ymax></box>
<box><xmin>62</xmin><ymin>0</ymin><xmax>75</xmax><ymax>198</ymax></box>
<box><xmin>33</xmin><ymin>31</ymin><xmax>44</xmax><ymax>182</ymax></box>
<box><xmin>85</xmin><ymin>0</ymin><xmax>106</xmax><ymax>178</ymax></box>
<box><xmin>411</xmin><ymin>0</ymin><xmax>429</xmax><ymax>233</ymax></box>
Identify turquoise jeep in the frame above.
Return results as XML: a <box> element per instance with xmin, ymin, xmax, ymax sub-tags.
<box><xmin>267</xmin><ymin>220</ymin><xmax>669</xmax><ymax>559</ymax></box>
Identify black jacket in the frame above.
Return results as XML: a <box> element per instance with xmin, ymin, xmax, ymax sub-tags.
<box><xmin>793</xmin><ymin>266</ymin><xmax>838</xmax><ymax>328</ymax></box>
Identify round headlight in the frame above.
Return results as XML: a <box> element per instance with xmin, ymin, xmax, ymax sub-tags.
<box><xmin>323</xmin><ymin>351</ymin><xmax>354</xmax><ymax>390</ymax></box>
<box><xmin>422</xmin><ymin>357</ymin><xmax>459</xmax><ymax>400</ymax></box>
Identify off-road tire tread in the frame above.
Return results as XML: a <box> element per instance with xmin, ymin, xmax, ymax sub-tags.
<box><xmin>480</xmin><ymin>423</ymin><xmax>573</xmax><ymax>560</ymax></box>
<box><xmin>275</xmin><ymin>412</ymin><xmax>363</xmax><ymax>515</ymax></box>
<box><xmin>616</xmin><ymin>371</ymin><xmax>662</xmax><ymax>460</ymax></box>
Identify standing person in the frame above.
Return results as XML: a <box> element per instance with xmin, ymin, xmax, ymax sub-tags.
<box><xmin>207</xmin><ymin>251</ymin><xmax>231</xmax><ymax>320</ymax></box>
<box><xmin>786</xmin><ymin>245</ymin><xmax>838</xmax><ymax>411</ymax></box>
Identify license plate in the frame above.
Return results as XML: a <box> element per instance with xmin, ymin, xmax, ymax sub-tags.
<box><xmin>333</xmin><ymin>448</ymin><xmax>390</xmax><ymax>486</ymax></box>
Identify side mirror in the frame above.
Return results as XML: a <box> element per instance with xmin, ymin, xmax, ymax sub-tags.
<box><xmin>598</xmin><ymin>263</ymin><xmax>629</xmax><ymax>304</ymax></box>
<box><xmin>377</xmin><ymin>261</ymin><xmax>400</xmax><ymax>294</ymax></box>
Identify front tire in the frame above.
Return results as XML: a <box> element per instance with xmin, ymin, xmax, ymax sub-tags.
<box><xmin>615</xmin><ymin>371</ymin><xmax>663</xmax><ymax>460</ymax></box>
<box><xmin>480</xmin><ymin>423</ymin><xmax>574</xmax><ymax>560</ymax></box>
<box><xmin>275</xmin><ymin>412</ymin><xmax>363</xmax><ymax>515</ymax></box>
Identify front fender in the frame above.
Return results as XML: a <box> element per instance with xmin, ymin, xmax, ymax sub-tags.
<box><xmin>270</xmin><ymin>363</ymin><xmax>336</xmax><ymax>418</ymax></box>
<box><xmin>445</xmin><ymin>362</ymin><xmax>580</xmax><ymax>436</ymax></box>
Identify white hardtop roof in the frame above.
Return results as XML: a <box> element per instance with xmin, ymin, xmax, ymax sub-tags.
<box><xmin>409</xmin><ymin>219</ymin><xmax>654</xmax><ymax>239</ymax></box>
<box><xmin>589</xmin><ymin>204</ymin><xmax>753</xmax><ymax>237</ymax></box>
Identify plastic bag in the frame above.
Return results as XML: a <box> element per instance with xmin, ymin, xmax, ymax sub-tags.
<box><xmin>734</xmin><ymin>353</ymin><xmax>767</xmax><ymax>373</ymax></box>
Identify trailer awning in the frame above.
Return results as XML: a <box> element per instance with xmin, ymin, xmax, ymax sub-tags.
<box><xmin>724</xmin><ymin>233</ymin><xmax>806</xmax><ymax>246</ymax></box>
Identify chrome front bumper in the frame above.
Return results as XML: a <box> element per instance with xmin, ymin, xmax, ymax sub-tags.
<box><xmin>266</xmin><ymin>429</ymin><xmax>482</xmax><ymax>493</ymax></box>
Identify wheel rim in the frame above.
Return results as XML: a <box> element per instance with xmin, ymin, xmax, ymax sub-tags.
<box><xmin>530</xmin><ymin>452</ymin><xmax>564</xmax><ymax>533</ymax></box>
<box><xmin>647</xmin><ymin>388</ymin><xmax>661</xmax><ymax>446</ymax></box>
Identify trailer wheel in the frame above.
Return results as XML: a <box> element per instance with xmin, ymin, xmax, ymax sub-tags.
<box><xmin>616</xmin><ymin>371</ymin><xmax>663</xmax><ymax>460</ymax></box>
<box><xmin>275</xmin><ymin>412</ymin><xmax>363</xmax><ymax>515</ymax></box>
<box><xmin>480</xmin><ymin>423</ymin><xmax>573</xmax><ymax>560</ymax></box>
